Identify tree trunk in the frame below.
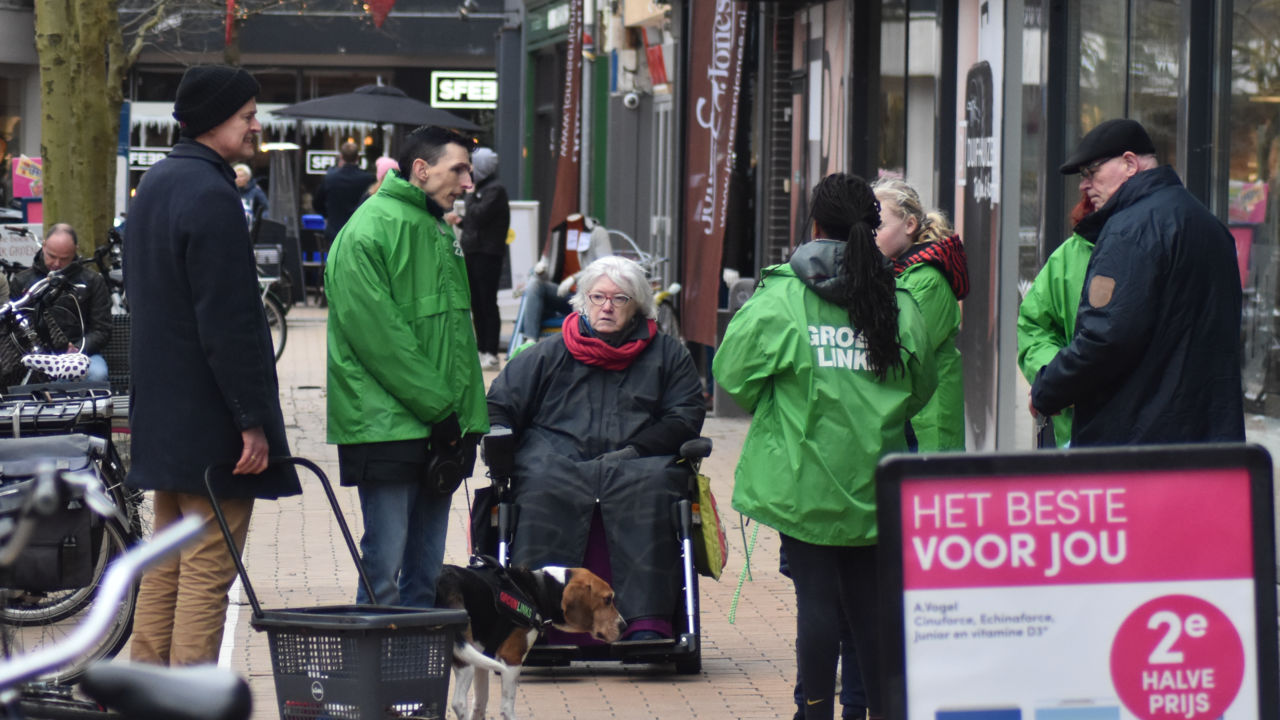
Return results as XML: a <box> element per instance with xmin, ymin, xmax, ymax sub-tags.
<box><xmin>35</xmin><ymin>0</ymin><xmax>147</xmax><ymax>257</ymax></box>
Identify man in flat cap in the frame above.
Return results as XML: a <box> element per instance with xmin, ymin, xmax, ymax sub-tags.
<box><xmin>124</xmin><ymin>65</ymin><xmax>300</xmax><ymax>665</ymax></box>
<box><xmin>1030</xmin><ymin>118</ymin><xmax>1243</xmax><ymax>445</ymax></box>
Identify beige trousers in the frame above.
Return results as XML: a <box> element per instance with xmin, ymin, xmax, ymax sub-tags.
<box><xmin>129</xmin><ymin>490</ymin><xmax>254</xmax><ymax>666</ymax></box>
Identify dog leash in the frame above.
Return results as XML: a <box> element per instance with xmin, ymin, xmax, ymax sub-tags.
<box><xmin>727</xmin><ymin>515</ymin><xmax>758</xmax><ymax>625</ymax></box>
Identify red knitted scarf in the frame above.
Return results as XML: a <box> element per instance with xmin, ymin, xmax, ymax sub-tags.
<box><xmin>561</xmin><ymin>312</ymin><xmax>658</xmax><ymax>371</ymax></box>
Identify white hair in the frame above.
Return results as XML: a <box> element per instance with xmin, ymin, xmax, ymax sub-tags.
<box><xmin>570</xmin><ymin>256</ymin><xmax>656</xmax><ymax>320</ymax></box>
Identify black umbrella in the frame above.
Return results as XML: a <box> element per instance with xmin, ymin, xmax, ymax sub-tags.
<box><xmin>272</xmin><ymin>85</ymin><xmax>481</xmax><ymax>132</ymax></box>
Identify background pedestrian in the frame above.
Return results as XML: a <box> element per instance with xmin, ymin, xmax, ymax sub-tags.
<box><xmin>314</xmin><ymin>141</ymin><xmax>374</xmax><ymax>244</ymax></box>
<box><xmin>447</xmin><ymin>147</ymin><xmax>509</xmax><ymax>370</ymax></box>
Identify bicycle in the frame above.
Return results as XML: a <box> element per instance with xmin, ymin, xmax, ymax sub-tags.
<box><xmin>257</xmin><ymin>271</ymin><xmax>287</xmax><ymax>363</ymax></box>
<box><xmin>0</xmin><ymin>434</ymin><xmax>139</xmax><ymax>685</ymax></box>
<box><xmin>0</xmin><ymin>472</ymin><xmax>248</xmax><ymax>720</ymax></box>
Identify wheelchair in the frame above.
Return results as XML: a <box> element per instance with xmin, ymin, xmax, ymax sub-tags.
<box><xmin>475</xmin><ymin>430</ymin><xmax>712</xmax><ymax>674</ymax></box>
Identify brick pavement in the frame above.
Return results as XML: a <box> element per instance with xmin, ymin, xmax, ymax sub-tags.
<box><xmin>227</xmin><ymin>307</ymin><xmax>805</xmax><ymax>720</ymax></box>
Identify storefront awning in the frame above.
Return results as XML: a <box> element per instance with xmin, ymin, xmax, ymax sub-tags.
<box><xmin>127</xmin><ymin>101</ymin><xmax>382</xmax><ymax>141</ymax></box>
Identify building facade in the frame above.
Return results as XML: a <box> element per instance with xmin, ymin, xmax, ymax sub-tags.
<box><xmin>502</xmin><ymin>0</ymin><xmax>1273</xmax><ymax>447</ymax></box>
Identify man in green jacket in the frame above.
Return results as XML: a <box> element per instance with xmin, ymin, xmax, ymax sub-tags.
<box><xmin>1016</xmin><ymin>232</ymin><xmax>1094</xmax><ymax>447</ymax></box>
<box><xmin>325</xmin><ymin>126</ymin><xmax>489</xmax><ymax>608</ymax></box>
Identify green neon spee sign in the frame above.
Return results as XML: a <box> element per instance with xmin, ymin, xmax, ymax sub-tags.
<box><xmin>430</xmin><ymin>71</ymin><xmax>498</xmax><ymax>109</ymax></box>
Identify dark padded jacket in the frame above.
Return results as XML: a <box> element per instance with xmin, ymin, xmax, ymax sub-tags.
<box><xmin>123</xmin><ymin>138</ymin><xmax>299</xmax><ymax>499</ymax></box>
<box><xmin>459</xmin><ymin>177</ymin><xmax>510</xmax><ymax>257</ymax></box>
<box><xmin>11</xmin><ymin>252</ymin><xmax>112</xmax><ymax>355</ymax></box>
<box><xmin>314</xmin><ymin>164</ymin><xmax>375</xmax><ymax>241</ymax></box>
<box><xmin>1031</xmin><ymin>166</ymin><xmax>1244</xmax><ymax>445</ymax></box>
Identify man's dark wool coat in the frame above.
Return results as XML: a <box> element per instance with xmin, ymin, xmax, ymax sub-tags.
<box><xmin>314</xmin><ymin>163</ymin><xmax>375</xmax><ymax>242</ymax></box>
<box><xmin>124</xmin><ymin>138</ymin><xmax>300</xmax><ymax>499</ymax></box>
<box><xmin>1032</xmin><ymin>166</ymin><xmax>1244</xmax><ymax>445</ymax></box>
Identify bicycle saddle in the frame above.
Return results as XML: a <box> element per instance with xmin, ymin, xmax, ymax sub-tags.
<box><xmin>80</xmin><ymin>662</ymin><xmax>252</xmax><ymax>720</ymax></box>
<box><xmin>21</xmin><ymin>354</ymin><xmax>89</xmax><ymax>381</ymax></box>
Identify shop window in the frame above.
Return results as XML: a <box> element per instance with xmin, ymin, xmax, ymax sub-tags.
<box><xmin>0</xmin><ymin>77</ymin><xmax>19</xmax><ymax>210</ymax></box>
<box><xmin>1225</xmin><ymin>0</ymin><xmax>1280</xmax><ymax>411</ymax></box>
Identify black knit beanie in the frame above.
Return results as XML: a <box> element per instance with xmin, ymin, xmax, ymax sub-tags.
<box><xmin>173</xmin><ymin>66</ymin><xmax>261</xmax><ymax>139</ymax></box>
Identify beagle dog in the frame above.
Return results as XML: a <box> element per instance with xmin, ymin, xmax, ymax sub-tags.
<box><xmin>435</xmin><ymin>557</ymin><xmax>626</xmax><ymax>720</ymax></box>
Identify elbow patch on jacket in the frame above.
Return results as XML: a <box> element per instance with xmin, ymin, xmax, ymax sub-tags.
<box><xmin>1088</xmin><ymin>276</ymin><xmax>1116</xmax><ymax>308</ymax></box>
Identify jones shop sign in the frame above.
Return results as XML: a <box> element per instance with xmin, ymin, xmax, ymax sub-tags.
<box><xmin>680</xmin><ymin>0</ymin><xmax>747</xmax><ymax>347</ymax></box>
<box><xmin>876</xmin><ymin>447</ymin><xmax>1279</xmax><ymax>720</ymax></box>
<box><xmin>430</xmin><ymin>71</ymin><xmax>498</xmax><ymax>109</ymax></box>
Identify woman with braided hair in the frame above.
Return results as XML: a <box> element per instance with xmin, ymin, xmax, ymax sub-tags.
<box><xmin>872</xmin><ymin>177</ymin><xmax>969</xmax><ymax>451</ymax></box>
<box><xmin>714</xmin><ymin>173</ymin><xmax>937</xmax><ymax>720</ymax></box>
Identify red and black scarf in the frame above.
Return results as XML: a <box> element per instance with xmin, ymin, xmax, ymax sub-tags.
<box><xmin>561</xmin><ymin>312</ymin><xmax>657</xmax><ymax>371</ymax></box>
<box><xmin>892</xmin><ymin>234</ymin><xmax>970</xmax><ymax>300</ymax></box>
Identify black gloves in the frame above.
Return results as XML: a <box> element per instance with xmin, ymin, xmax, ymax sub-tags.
<box><xmin>431</xmin><ymin>413</ymin><xmax>463</xmax><ymax>448</ymax></box>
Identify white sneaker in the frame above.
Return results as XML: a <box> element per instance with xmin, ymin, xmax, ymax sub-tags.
<box><xmin>480</xmin><ymin>352</ymin><xmax>500</xmax><ymax>370</ymax></box>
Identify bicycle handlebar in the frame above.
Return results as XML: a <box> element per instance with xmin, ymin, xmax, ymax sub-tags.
<box><xmin>0</xmin><ymin>514</ymin><xmax>204</xmax><ymax>689</ymax></box>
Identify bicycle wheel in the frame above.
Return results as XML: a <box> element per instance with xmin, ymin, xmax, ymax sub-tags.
<box><xmin>1</xmin><ymin>518</ymin><xmax>139</xmax><ymax>684</ymax></box>
<box><xmin>264</xmin><ymin>295</ymin><xmax>286</xmax><ymax>362</ymax></box>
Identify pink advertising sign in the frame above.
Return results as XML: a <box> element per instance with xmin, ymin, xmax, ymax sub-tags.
<box><xmin>877</xmin><ymin>448</ymin><xmax>1276</xmax><ymax>720</ymax></box>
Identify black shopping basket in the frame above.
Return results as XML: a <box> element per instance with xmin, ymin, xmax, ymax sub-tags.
<box><xmin>205</xmin><ymin>457</ymin><xmax>468</xmax><ymax>720</ymax></box>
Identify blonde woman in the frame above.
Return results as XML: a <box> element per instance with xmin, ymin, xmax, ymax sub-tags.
<box><xmin>872</xmin><ymin>177</ymin><xmax>968</xmax><ymax>451</ymax></box>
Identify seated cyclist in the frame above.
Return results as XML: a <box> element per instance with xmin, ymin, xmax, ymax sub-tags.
<box><xmin>511</xmin><ymin>217</ymin><xmax>613</xmax><ymax>351</ymax></box>
<box><xmin>10</xmin><ymin>224</ymin><xmax>112</xmax><ymax>382</ymax></box>
<box><xmin>487</xmin><ymin>256</ymin><xmax>704</xmax><ymax>641</ymax></box>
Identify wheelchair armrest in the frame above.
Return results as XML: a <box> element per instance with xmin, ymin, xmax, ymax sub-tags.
<box><xmin>482</xmin><ymin>427</ymin><xmax>517</xmax><ymax>479</ymax></box>
<box><xmin>680</xmin><ymin>437</ymin><xmax>713</xmax><ymax>460</ymax></box>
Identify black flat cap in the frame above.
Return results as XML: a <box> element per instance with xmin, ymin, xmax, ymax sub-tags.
<box><xmin>1059</xmin><ymin>118</ymin><xmax>1156</xmax><ymax>174</ymax></box>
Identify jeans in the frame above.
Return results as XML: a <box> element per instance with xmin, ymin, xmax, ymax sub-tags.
<box><xmin>517</xmin><ymin>280</ymin><xmax>573</xmax><ymax>345</ymax></box>
<box><xmin>354</xmin><ymin>479</ymin><xmax>452</xmax><ymax>608</ymax></box>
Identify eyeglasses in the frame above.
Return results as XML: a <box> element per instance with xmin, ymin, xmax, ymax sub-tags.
<box><xmin>587</xmin><ymin>293</ymin><xmax>632</xmax><ymax>308</ymax></box>
<box><xmin>1080</xmin><ymin>157</ymin><xmax>1116</xmax><ymax>182</ymax></box>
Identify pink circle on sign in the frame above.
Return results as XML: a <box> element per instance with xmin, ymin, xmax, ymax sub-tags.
<box><xmin>1110</xmin><ymin>595</ymin><xmax>1245</xmax><ymax>720</ymax></box>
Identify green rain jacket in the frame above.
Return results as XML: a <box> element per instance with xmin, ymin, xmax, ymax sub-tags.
<box><xmin>325</xmin><ymin>169</ymin><xmax>489</xmax><ymax>445</ymax></box>
<box><xmin>1016</xmin><ymin>232</ymin><xmax>1095</xmax><ymax>447</ymax></box>
<box><xmin>893</xmin><ymin>235</ymin><xmax>969</xmax><ymax>451</ymax></box>
<box><xmin>713</xmin><ymin>240</ymin><xmax>938</xmax><ymax>547</ymax></box>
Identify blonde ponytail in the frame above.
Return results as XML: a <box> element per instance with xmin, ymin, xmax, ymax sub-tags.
<box><xmin>871</xmin><ymin>177</ymin><xmax>953</xmax><ymax>246</ymax></box>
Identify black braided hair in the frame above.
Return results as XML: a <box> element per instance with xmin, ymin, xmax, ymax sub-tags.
<box><xmin>805</xmin><ymin>173</ymin><xmax>906</xmax><ymax>382</ymax></box>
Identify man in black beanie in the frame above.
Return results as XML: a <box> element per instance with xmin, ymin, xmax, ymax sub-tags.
<box><xmin>124</xmin><ymin>64</ymin><xmax>301</xmax><ymax>666</ymax></box>
<box><xmin>1030</xmin><ymin>118</ymin><xmax>1243</xmax><ymax>445</ymax></box>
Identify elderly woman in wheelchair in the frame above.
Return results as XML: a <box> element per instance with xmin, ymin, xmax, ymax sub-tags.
<box><xmin>485</xmin><ymin>256</ymin><xmax>706</xmax><ymax>642</ymax></box>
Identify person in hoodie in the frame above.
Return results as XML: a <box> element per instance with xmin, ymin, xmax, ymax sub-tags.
<box><xmin>233</xmin><ymin>163</ymin><xmax>269</xmax><ymax>226</ymax></box>
<box><xmin>1031</xmin><ymin>118</ymin><xmax>1243</xmax><ymax>445</ymax></box>
<box><xmin>1016</xmin><ymin>190</ymin><xmax>1095</xmax><ymax>447</ymax></box>
<box><xmin>714</xmin><ymin>173</ymin><xmax>936</xmax><ymax>720</ymax></box>
<box><xmin>872</xmin><ymin>177</ymin><xmax>968</xmax><ymax>451</ymax></box>
<box><xmin>446</xmin><ymin>148</ymin><xmax>510</xmax><ymax>371</ymax></box>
